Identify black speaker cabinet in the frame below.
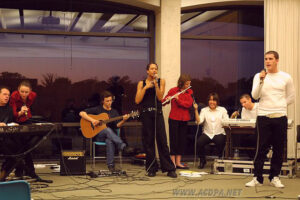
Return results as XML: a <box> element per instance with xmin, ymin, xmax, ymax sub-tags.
<box><xmin>60</xmin><ymin>150</ymin><xmax>86</xmax><ymax>175</ymax></box>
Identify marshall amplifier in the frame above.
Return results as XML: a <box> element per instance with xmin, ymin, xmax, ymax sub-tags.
<box><xmin>60</xmin><ymin>150</ymin><xmax>86</xmax><ymax>175</ymax></box>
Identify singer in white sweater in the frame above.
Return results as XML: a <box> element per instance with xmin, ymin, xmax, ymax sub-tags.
<box><xmin>245</xmin><ymin>51</ymin><xmax>295</xmax><ymax>188</ymax></box>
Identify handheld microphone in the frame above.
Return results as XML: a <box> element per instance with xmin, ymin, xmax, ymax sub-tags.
<box><xmin>154</xmin><ymin>74</ymin><xmax>159</xmax><ymax>81</ymax></box>
<box><xmin>263</xmin><ymin>68</ymin><xmax>268</xmax><ymax>75</ymax></box>
<box><xmin>23</xmin><ymin>104</ymin><xmax>28</xmax><ymax>117</ymax></box>
<box><xmin>191</xmin><ymin>94</ymin><xmax>196</xmax><ymax>104</ymax></box>
<box><xmin>232</xmin><ymin>107</ymin><xmax>241</xmax><ymax>119</ymax></box>
<box><xmin>237</xmin><ymin>107</ymin><xmax>242</xmax><ymax>117</ymax></box>
<box><xmin>260</xmin><ymin>68</ymin><xmax>267</xmax><ymax>83</ymax></box>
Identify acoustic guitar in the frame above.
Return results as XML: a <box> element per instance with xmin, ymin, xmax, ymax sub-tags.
<box><xmin>80</xmin><ymin>111</ymin><xmax>139</xmax><ymax>138</ymax></box>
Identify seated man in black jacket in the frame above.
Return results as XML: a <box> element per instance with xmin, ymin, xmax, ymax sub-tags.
<box><xmin>0</xmin><ymin>86</ymin><xmax>15</xmax><ymax>181</ymax></box>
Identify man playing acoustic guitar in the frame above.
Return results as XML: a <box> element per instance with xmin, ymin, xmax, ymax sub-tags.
<box><xmin>79</xmin><ymin>91</ymin><xmax>129</xmax><ymax>172</ymax></box>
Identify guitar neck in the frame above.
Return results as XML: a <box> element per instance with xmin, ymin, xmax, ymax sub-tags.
<box><xmin>105</xmin><ymin>116</ymin><xmax>123</xmax><ymax>124</ymax></box>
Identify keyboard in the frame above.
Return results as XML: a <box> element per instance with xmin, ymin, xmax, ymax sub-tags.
<box><xmin>222</xmin><ymin>119</ymin><xmax>293</xmax><ymax>128</ymax></box>
<box><xmin>0</xmin><ymin>123</ymin><xmax>59</xmax><ymax>135</ymax></box>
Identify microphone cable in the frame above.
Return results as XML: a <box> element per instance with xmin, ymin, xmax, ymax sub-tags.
<box><xmin>253</xmin><ymin>116</ymin><xmax>260</xmax><ymax>164</ymax></box>
<box><xmin>192</xmin><ymin>97</ymin><xmax>201</xmax><ymax>168</ymax></box>
<box><xmin>193</xmin><ymin>121</ymin><xmax>200</xmax><ymax>167</ymax></box>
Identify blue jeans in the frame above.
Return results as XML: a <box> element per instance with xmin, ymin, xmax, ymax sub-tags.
<box><xmin>94</xmin><ymin>128</ymin><xmax>125</xmax><ymax>167</ymax></box>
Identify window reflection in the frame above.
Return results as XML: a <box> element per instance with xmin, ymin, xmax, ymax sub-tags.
<box><xmin>0</xmin><ymin>34</ymin><xmax>149</xmax><ymax>121</ymax></box>
<box><xmin>182</xmin><ymin>8</ymin><xmax>263</xmax><ymax>38</ymax></box>
<box><xmin>181</xmin><ymin>39</ymin><xmax>264</xmax><ymax>113</ymax></box>
<box><xmin>181</xmin><ymin>7</ymin><xmax>264</xmax><ymax>115</ymax></box>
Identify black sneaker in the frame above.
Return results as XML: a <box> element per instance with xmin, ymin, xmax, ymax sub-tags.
<box><xmin>198</xmin><ymin>160</ymin><xmax>207</xmax><ymax>169</ymax></box>
<box><xmin>167</xmin><ymin>171</ymin><xmax>177</xmax><ymax>178</ymax></box>
<box><xmin>34</xmin><ymin>176</ymin><xmax>53</xmax><ymax>183</ymax></box>
<box><xmin>147</xmin><ymin>171</ymin><xmax>156</xmax><ymax>177</ymax></box>
<box><xmin>108</xmin><ymin>165</ymin><xmax>116</xmax><ymax>172</ymax></box>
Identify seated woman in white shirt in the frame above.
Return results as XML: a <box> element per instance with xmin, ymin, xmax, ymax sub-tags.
<box><xmin>194</xmin><ymin>93</ymin><xmax>229</xmax><ymax>169</ymax></box>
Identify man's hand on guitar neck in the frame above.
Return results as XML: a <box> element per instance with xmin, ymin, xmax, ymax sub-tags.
<box><xmin>117</xmin><ymin>114</ymin><xmax>130</xmax><ymax>128</ymax></box>
<box><xmin>123</xmin><ymin>114</ymin><xmax>130</xmax><ymax>121</ymax></box>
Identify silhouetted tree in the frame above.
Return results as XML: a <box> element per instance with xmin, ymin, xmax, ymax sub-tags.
<box><xmin>41</xmin><ymin>73</ymin><xmax>56</xmax><ymax>88</ymax></box>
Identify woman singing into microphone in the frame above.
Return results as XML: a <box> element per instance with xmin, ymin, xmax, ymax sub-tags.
<box><xmin>9</xmin><ymin>80</ymin><xmax>40</xmax><ymax>179</ymax></box>
<box><xmin>162</xmin><ymin>74</ymin><xmax>193</xmax><ymax>169</ymax></box>
<box><xmin>10</xmin><ymin>81</ymin><xmax>36</xmax><ymax>124</ymax></box>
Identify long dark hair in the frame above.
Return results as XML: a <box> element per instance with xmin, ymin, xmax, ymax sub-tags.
<box><xmin>146</xmin><ymin>63</ymin><xmax>158</xmax><ymax>70</ymax></box>
<box><xmin>207</xmin><ymin>92</ymin><xmax>219</xmax><ymax>105</ymax></box>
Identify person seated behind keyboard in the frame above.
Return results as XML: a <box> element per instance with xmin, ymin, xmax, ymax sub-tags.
<box><xmin>231</xmin><ymin>94</ymin><xmax>258</xmax><ymax>119</ymax></box>
<box><xmin>231</xmin><ymin>94</ymin><xmax>259</xmax><ymax>159</ymax></box>
<box><xmin>0</xmin><ymin>86</ymin><xmax>16</xmax><ymax>181</ymax></box>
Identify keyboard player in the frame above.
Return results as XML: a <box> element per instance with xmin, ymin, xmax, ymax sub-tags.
<box><xmin>0</xmin><ymin>86</ymin><xmax>16</xmax><ymax>181</ymax></box>
<box><xmin>230</xmin><ymin>94</ymin><xmax>258</xmax><ymax>159</ymax></box>
<box><xmin>231</xmin><ymin>94</ymin><xmax>258</xmax><ymax>119</ymax></box>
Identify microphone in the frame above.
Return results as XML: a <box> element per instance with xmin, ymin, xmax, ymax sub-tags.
<box><xmin>191</xmin><ymin>94</ymin><xmax>197</xmax><ymax>106</ymax></box>
<box><xmin>237</xmin><ymin>107</ymin><xmax>242</xmax><ymax>117</ymax></box>
<box><xmin>154</xmin><ymin>73</ymin><xmax>159</xmax><ymax>81</ymax></box>
<box><xmin>231</xmin><ymin>107</ymin><xmax>241</xmax><ymax>119</ymax></box>
<box><xmin>260</xmin><ymin>68</ymin><xmax>267</xmax><ymax>83</ymax></box>
<box><xmin>23</xmin><ymin>104</ymin><xmax>28</xmax><ymax>117</ymax></box>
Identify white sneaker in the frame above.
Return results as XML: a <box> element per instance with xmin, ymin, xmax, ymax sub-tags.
<box><xmin>270</xmin><ymin>177</ymin><xmax>284</xmax><ymax>188</ymax></box>
<box><xmin>245</xmin><ymin>177</ymin><xmax>262</xmax><ymax>187</ymax></box>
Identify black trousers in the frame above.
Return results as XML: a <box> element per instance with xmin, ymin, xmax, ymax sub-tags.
<box><xmin>197</xmin><ymin>133</ymin><xmax>226</xmax><ymax>160</ymax></box>
<box><xmin>140</xmin><ymin>111</ymin><xmax>176</xmax><ymax>173</ymax></box>
<box><xmin>254</xmin><ymin>116</ymin><xmax>287</xmax><ymax>183</ymax></box>
<box><xmin>14</xmin><ymin>136</ymin><xmax>37</xmax><ymax>177</ymax></box>
<box><xmin>1</xmin><ymin>135</ymin><xmax>37</xmax><ymax>179</ymax></box>
<box><xmin>168</xmin><ymin>119</ymin><xmax>188</xmax><ymax>155</ymax></box>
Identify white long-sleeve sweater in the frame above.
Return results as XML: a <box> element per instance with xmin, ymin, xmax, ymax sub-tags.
<box><xmin>251</xmin><ymin>71</ymin><xmax>294</xmax><ymax>116</ymax></box>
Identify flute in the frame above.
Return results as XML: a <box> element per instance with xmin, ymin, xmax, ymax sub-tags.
<box><xmin>162</xmin><ymin>86</ymin><xmax>192</xmax><ymax>105</ymax></box>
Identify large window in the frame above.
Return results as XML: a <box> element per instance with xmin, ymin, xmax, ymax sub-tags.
<box><xmin>181</xmin><ymin>7</ymin><xmax>264</xmax><ymax>113</ymax></box>
<box><xmin>0</xmin><ymin>34</ymin><xmax>149</xmax><ymax>121</ymax></box>
<box><xmin>0</xmin><ymin>1</ymin><xmax>154</xmax><ymax>122</ymax></box>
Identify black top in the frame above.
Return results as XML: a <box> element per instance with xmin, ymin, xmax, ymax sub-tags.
<box><xmin>84</xmin><ymin>106</ymin><xmax>119</xmax><ymax>130</ymax></box>
<box><xmin>140</xmin><ymin>79</ymin><xmax>162</xmax><ymax>110</ymax></box>
<box><xmin>0</xmin><ymin>105</ymin><xmax>14</xmax><ymax>124</ymax></box>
